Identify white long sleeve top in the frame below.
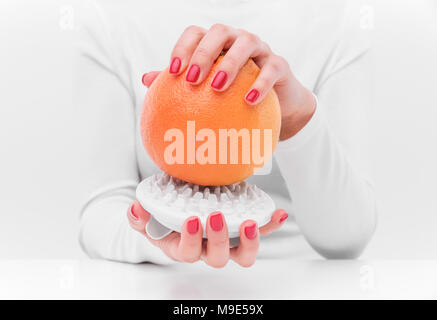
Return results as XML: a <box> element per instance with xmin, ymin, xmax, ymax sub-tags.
<box><xmin>74</xmin><ymin>0</ymin><xmax>377</xmax><ymax>264</ymax></box>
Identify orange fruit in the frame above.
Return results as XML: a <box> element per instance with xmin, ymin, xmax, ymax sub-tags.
<box><xmin>140</xmin><ymin>56</ymin><xmax>281</xmax><ymax>186</ymax></box>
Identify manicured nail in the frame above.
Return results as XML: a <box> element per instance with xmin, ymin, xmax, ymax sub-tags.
<box><xmin>246</xmin><ymin>89</ymin><xmax>259</xmax><ymax>103</ymax></box>
<box><xmin>169</xmin><ymin>57</ymin><xmax>181</xmax><ymax>74</ymax></box>
<box><xmin>186</xmin><ymin>64</ymin><xmax>200</xmax><ymax>82</ymax></box>
<box><xmin>244</xmin><ymin>223</ymin><xmax>257</xmax><ymax>239</ymax></box>
<box><xmin>279</xmin><ymin>212</ymin><xmax>289</xmax><ymax>223</ymax></box>
<box><xmin>130</xmin><ymin>204</ymin><xmax>139</xmax><ymax>220</ymax></box>
<box><xmin>210</xmin><ymin>212</ymin><xmax>223</xmax><ymax>231</ymax></box>
<box><xmin>187</xmin><ymin>217</ymin><xmax>199</xmax><ymax>234</ymax></box>
<box><xmin>141</xmin><ymin>73</ymin><xmax>148</xmax><ymax>86</ymax></box>
<box><xmin>211</xmin><ymin>71</ymin><xmax>227</xmax><ymax>90</ymax></box>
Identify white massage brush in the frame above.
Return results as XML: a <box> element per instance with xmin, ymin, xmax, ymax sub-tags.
<box><xmin>136</xmin><ymin>172</ymin><xmax>275</xmax><ymax>241</ymax></box>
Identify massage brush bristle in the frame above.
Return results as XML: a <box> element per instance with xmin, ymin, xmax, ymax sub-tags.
<box><xmin>136</xmin><ymin>172</ymin><xmax>275</xmax><ymax>238</ymax></box>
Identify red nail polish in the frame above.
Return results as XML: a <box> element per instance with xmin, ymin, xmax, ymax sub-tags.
<box><xmin>186</xmin><ymin>64</ymin><xmax>200</xmax><ymax>82</ymax></box>
<box><xmin>244</xmin><ymin>223</ymin><xmax>257</xmax><ymax>239</ymax></box>
<box><xmin>211</xmin><ymin>71</ymin><xmax>227</xmax><ymax>89</ymax></box>
<box><xmin>169</xmin><ymin>57</ymin><xmax>181</xmax><ymax>74</ymax></box>
<box><xmin>210</xmin><ymin>212</ymin><xmax>223</xmax><ymax>231</ymax></box>
<box><xmin>187</xmin><ymin>218</ymin><xmax>199</xmax><ymax>234</ymax></box>
<box><xmin>141</xmin><ymin>73</ymin><xmax>148</xmax><ymax>86</ymax></box>
<box><xmin>279</xmin><ymin>213</ymin><xmax>289</xmax><ymax>223</ymax></box>
<box><xmin>246</xmin><ymin>89</ymin><xmax>259</xmax><ymax>103</ymax></box>
<box><xmin>130</xmin><ymin>204</ymin><xmax>139</xmax><ymax>220</ymax></box>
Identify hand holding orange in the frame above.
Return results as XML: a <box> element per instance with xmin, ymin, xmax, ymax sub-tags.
<box><xmin>141</xmin><ymin>56</ymin><xmax>281</xmax><ymax>186</ymax></box>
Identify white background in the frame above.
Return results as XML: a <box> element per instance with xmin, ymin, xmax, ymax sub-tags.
<box><xmin>0</xmin><ymin>0</ymin><xmax>436</xmax><ymax>260</ymax></box>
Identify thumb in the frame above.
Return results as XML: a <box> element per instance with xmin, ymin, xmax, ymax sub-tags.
<box><xmin>127</xmin><ymin>200</ymin><xmax>151</xmax><ymax>236</ymax></box>
<box><xmin>141</xmin><ymin>71</ymin><xmax>161</xmax><ymax>88</ymax></box>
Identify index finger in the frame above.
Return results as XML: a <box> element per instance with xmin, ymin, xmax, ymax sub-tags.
<box><xmin>169</xmin><ymin>25</ymin><xmax>206</xmax><ymax>75</ymax></box>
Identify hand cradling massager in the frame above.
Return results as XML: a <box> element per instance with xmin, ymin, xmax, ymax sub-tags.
<box><xmin>136</xmin><ymin>56</ymin><xmax>281</xmax><ymax>241</ymax></box>
<box><xmin>136</xmin><ymin>173</ymin><xmax>275</xmax><ymax>239</ymax></box>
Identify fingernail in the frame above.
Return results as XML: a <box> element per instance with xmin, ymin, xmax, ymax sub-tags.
<box><xmin>210</xmin><ymin>212</ymin><xmax>223</xmax><ymax>231</ymax></box>
<box><xmin>279</xmin><ymin>213</ymin><xmax>289</xmax><ymax>223</ymax></box>
<box><xmin>186</xmin><ymin>64</ymin><xmax>200</xmax><ymax>83</ymax></box>
<box><xmin>141</xmin><ymin>73</ymin><xmax>148</xmax><ymax>86</ymax></box>
<box><xmin>169</xmin><ymin>57</ymin><xmax>181</xmax><ymax>74</ymax></box>
<box><xmin>244</xmin><ymin>223</ymin><xmax>257</xmax><ymax>239</ymax></box>
<box><xmin>211</xmin><ymin>71</ymin><xmax>227</xmax><ymax>90</ymax></box>
<box><xmin>130</xmin><ymin>203</ymin><xmax>139</xmax><ymax>220</ymax></box>
<box><xmin>187</xmin><ymin>217</ymin><xmax>199</xmax><ymax>234</ymax></box>
<box><xmin>246</xmin><ymin>89</ymin><xmax>259</xmax><ymax>103</ymax></box>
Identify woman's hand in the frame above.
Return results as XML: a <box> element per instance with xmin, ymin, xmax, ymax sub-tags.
<box><xmin>142</xmin><ymin>24</ymin><xmax>316</xmax><ymax>140</ymax></box>
<box><xmin>127</xmin><ymin>200</ymin><xmax>288</xmax><ymax>268</ymax></box>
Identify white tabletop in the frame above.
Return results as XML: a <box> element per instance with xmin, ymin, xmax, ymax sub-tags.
<box><xmin>1</xmin><ymin>259</ymin><xmax>436</xmax><ymax>299</ymax></box>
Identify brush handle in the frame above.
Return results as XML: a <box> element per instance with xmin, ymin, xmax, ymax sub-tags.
<box><xmin>145</xmin><ymin>215</ymin><xmax>173</xmax><ymax>240</ymax></box>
